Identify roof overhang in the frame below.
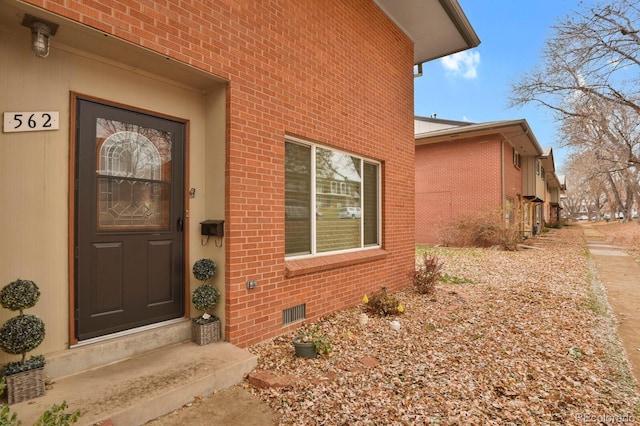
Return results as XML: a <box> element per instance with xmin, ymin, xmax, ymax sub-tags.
<box><xmin>546</xmin><ymin>173</ymin><xmax>561</xmax><ymax>190</ymax></box>
<box><xmin>415</xmin><ymin>119</ymin><xmax>544</xmax><ymax>157</ymax></box>
<box><xmin>374</xmin><ymin>0</ymin><xmax>480</xmax><ymax>65</ymax></box>
<box><xmin>539</xmin><ymin>147</ymin><xmax>555</xmax><ymax>174</ymax></box>
<box><xmin>0</xmin><ymin>0</ymin><xmax>227</xmax><ymax>92</ymax></box>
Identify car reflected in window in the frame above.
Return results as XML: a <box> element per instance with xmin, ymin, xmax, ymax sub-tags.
<box><xmin>338</xmin><ymin>207</ymin><xmax>361</xmax><ymax>219</ymax></box>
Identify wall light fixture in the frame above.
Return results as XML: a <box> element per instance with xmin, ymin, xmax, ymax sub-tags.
<box><xmin>21</xmin><ymin>14</ymin><xmax>59</xmax><ymax>59</ymax></box>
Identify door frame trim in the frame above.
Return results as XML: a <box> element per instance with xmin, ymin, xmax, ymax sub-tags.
<box><xmin>68</xmin><ymin>92</ymin><xmax>191</xmax><ymax>346</ymax></box>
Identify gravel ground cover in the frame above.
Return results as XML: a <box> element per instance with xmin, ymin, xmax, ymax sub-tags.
<box><xmin>245</xmin><ymin>226</ymin><xmax>639</xmax><ymax>425</ymax></box>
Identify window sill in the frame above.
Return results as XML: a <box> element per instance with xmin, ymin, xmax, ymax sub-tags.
<box><xmin>285</xmin><ymin>249</ymin><xmax>387</xmax><ymax>278</ymax></box>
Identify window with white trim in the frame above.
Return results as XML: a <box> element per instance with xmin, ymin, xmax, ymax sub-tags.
<box><xmin>512</xmin><ymin>147</ymin><xmax>521</xmax><ymax>168</ymax></box>
<box><xmin>285</xmin><ymin>137</ymin><xmax>381</xmax><ymax>257</ymax></box>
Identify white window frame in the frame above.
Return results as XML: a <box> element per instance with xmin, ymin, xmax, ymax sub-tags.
<box><xmin>285</xmin><ymin>135</ymin><xmax>382</xmax><ymax>259</ymax></box>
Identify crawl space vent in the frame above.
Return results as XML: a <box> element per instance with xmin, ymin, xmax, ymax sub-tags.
<box><xmin>282</xmin><ymin>303</ymin><xmax>306</xmax><ymax>325</ymax></box>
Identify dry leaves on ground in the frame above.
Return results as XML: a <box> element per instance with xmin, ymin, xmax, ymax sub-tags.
<box><xmin>245</xmin><ymin>226</ymin><xmax>640</xmax><ymax>425</ymax></box>
<box><xmin>596</xmin><ymin>221</ymin><xmax>640</xmax><ymax>261</ymax></box>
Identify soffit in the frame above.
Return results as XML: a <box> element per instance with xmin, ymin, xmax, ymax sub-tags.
<box><xmin>374</xmin><ymin>0</ymin><xmax>480</xmax><ymax>64</ymax></box>
<box><xmin>546</xmin><ymin>172</ymin><xmax>561</xmax><ymax>190</ymax></box>
<box><xmin>0</xmin><ymin>0</ymin><xmax>225</xmax><ymax>93</ymax></box>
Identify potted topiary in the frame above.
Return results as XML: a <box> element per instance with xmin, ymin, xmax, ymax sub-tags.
<box><xmin>0</xmin><ymin>279</ymin><xmax>46</xmax><ymax>404</ymax></box>
<box><xmin>191</xmin><ymin>258</ymin><xmax>221</xmax><ymax>345</ymax></box>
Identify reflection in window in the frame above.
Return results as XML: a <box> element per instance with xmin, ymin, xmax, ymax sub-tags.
<box><xmin>285</xmin><ymin>142</ymin><xmax>312</xmax><ymax>255</ymax></box>
<box><xmin>96</xmin><ymin>120</ymin><xmax>173</xmax><ymax>231</ymax></box>
<box><xmin>285</xmin><ymin>138</ymin><xmax>380</xmax><ymax>257</ymax></box>
<box><xmin>99</xmin><ymin>131</ymin><xmax>161</xmax><ymax>179</ymax></box>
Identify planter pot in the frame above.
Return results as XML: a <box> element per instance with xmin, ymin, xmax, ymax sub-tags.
<box><xmin>5</xmin><ymin>367</ymin><xmax>46</xmax><ymax>405</ymax></box>
<box><xmin>292</xmin><ymin>336</ymin><xmax>317</xmax><ymax>359</ymax></box>
<box><xmin>191</xmin><ymin>319</ymin><xmax>221</xmax><ymax>345</ymax></box>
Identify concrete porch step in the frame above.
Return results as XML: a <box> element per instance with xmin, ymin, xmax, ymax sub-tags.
<box><xmin>9</xmin><ymin>341</ymin><xmax>258</xmax><ymax>426</ymax></box>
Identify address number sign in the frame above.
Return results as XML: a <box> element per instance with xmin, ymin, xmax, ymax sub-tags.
<box><xmin>3</xmin><ymin>112</ymin><xmax>59</xmax><ymax>133</ymax></box>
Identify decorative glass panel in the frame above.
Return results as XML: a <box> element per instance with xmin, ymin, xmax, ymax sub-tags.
<box><xmin>95</xmin><ymin>119</ymin><xmax>172</xmax><ymax>231</ymax></box>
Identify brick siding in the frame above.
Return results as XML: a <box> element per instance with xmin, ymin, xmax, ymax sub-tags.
<box><xmin>415</xmin><ymin>135</ymin><xmax>518</xmax><ymax>244</ymax></box>
<box><xmin>29</xmin><ymin>0</ymin><xmax>416</xmax><ymax>346</ymax></box>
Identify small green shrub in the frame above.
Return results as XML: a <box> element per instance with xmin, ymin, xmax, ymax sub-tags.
<box><xmin>192</xmin><ymin>258</ymin><xmax>217</xmax><ymax>283</ymax></box>
<box><xmin>0</xmin><ymin>315</ymin><xmax>45</xmax><ymax>359</ymax></box>
<box><xmin>0</xmin><ymin>377</ymin><xmax>81</xmax><ymax>425</ymax></box>
<box><xmin>411</xmin><ymin>254</ymin><xmax>442</xmax><ymax>295</ymax></box>
<box><xmin>34</xmin><ymin>400</ymin><xmax>82</xmax><ymax>426</ymax></box>
<box><xmin>363</xmin><ymin>287</ymin><xmax>403</xmax><ymax>317</ymax></box>
<box><xmin>192</xmin><ymin>284</ymin><xmax>220</xmax><ymax>312</ymax></box>
<box><xmin>0</xmin><ymin>279</ymin><xmax>40</xmax><ymax>313</ymax></box>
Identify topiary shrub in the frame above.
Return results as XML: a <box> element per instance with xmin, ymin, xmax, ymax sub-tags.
<box><xmin>0</xmin><ymin>279</ymin><xmax>40</xmax><ymax>313</ymax></box>
<box><xmin>192</xmin><ymin>259</ymin><xmax>220</xmax><ymax>325</ymax></box>
<box><xmin>0</xmin><ymin>279</ymin><xmax>45</xmax><ymax>367</ymax></box>
<box><xmin>192</xmin><ymin>258</ymin><xmax>217</xmax><ymax>283</ymax></box>
<box><xmin>0</xmin><ymin>315</ymin><xmax>45</xmax><ymax>359</ymax></box>
<box><xmin>191</xmin><ymin>284</ymin><xmax>220</xmax><ymax>325</ymax></box>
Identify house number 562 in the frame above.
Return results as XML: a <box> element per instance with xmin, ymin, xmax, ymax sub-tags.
<box><xmin>3</xmin><ymin>112</ymin><xmax>59</xmax><ymax>133</ymax></box>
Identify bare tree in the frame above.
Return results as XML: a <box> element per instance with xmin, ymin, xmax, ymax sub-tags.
<box><xmin>563</xmin><ymin>151</ymin><xmax>609</xmax><ymax>219</ymax></box>
<box><xmin>511</xmin><ymin>0</ymin><xmax>640</xmax><ymax>123</ymax></box>
<box><xmin>511</xmin><ymin>0</ymin><xmax>640</xmax><ymax>221</ymax></box>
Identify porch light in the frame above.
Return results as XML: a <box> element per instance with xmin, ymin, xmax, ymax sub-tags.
<box><xmin>22</xmin><ymin>14</ymin><xmax>59</xmax><ymax>58</ymax></box>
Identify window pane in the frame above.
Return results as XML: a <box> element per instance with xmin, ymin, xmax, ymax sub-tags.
<box><xmin>363</xmin><ymin>162</ymin><xmax>378</xmax><ymax>246</ymax></box>
<box><xmin>316</xmin><ymin>148</ymin><xmax>361</xmax><ymax>252</ymax></box>
<box><xmin>97</xmin><ymin>178</ymin><xmax>170</xmax><ymax>229</ymax></box>
<box><xmin>95</xmin><ymin>119</ymin><xmax>173</xmax><ymax>231</ymax></box>
<box><xmin>285</xmin><ymin>142</ymin><xmax>312</xmax><ymax>255</ymax></box>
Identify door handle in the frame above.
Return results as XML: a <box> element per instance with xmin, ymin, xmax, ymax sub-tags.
<box><xmin>177</xmin><ymin>217</ymin><xmax>184</xmax><ymax>232</ymax></box>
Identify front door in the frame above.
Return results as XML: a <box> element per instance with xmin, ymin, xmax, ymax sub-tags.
<box><xmin>75</xmin><ymin>98</ymin><xmax>185</xmax><ymax>341</ymax></box>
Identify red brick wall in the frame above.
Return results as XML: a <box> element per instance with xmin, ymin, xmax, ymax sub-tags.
<box><xmin>31</xmin><ymin>0</ymin><xmax>416</xmax><ymax>347</ymax></box>
<box><xmin>415</xmin><ymin>136</ymin><xmax>504</xmax><ymax>244</ymax></box>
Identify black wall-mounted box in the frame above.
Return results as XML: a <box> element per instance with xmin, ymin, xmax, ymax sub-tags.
<box><xmin>200</xmin><ymin>220</ymin><xmax>224</xmax><ymax>237</ymax></box>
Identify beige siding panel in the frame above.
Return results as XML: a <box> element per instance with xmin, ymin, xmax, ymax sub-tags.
<box><xmin>0</xmin><ymin>27</ymin><xmax>222</xmax><ymax>358</ymax></box>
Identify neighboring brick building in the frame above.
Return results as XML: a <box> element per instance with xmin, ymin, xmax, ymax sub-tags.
<box><xmin>0</xmin><ymin>0</ymin><xmax>479</xmax><ymax>375</ymax></box>
<box><xmin>415</xmin><ymin>117</ymin><xmax>563</xmax><ymax>245</ymax></box>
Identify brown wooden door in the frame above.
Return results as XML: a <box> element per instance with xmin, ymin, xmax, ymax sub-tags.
<box><xmin>75</xmin><ymin>98</ymin><xmax>185</xmax><ymax>341</ymax></box>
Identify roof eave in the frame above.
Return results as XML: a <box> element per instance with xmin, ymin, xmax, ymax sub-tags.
<box><xmin>416</xmin><ymin>119</ymin><xmax>544</xmax><ymax>157</ymax></box>
<box><xmin>374</xmin><ymin>0</ymin><xmax>480</xmax><ymax>65</ymax></box>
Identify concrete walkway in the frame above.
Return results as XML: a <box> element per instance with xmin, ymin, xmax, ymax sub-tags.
<box><xmin>582</xmin><ymin>224</ymin><xmax>640</xmax><ymax>384</ymax></box>
<box><xmin>7</xmin><ymin>322</ymin><xmax>258</xmax><ymax>426</ymax></box>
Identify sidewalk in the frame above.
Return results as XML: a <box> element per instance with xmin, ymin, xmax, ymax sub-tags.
<box><xmin>582</xmin><ymin>224</ymin><xmax>640</xmax><ymax>383</ymax></box>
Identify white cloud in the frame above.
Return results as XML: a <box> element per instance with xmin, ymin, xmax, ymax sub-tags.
<box><xmin>440</xmin><ymin>51</ymin><xmax>480</xmax><ymax>79</ymax></box>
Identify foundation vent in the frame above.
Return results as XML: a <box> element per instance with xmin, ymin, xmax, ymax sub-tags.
<box><xmin>282</xmin><ymin>303</ymin><xmax>306</xmax><ymax>325</ymax></box>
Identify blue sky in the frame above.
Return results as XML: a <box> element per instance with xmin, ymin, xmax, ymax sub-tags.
<box><xmin>414</xmin><ymin>0</ymin><xmax>597</xmax><ymax>171</ymax></box>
